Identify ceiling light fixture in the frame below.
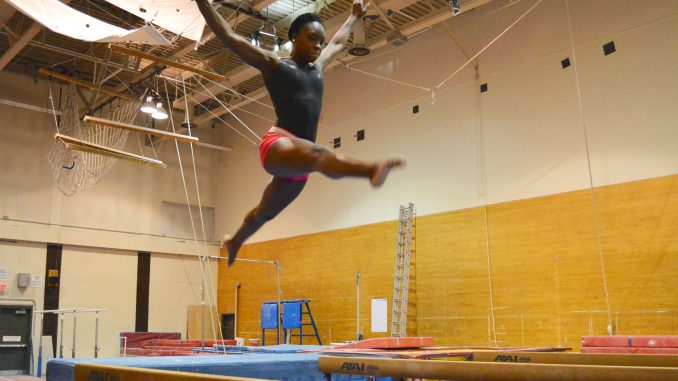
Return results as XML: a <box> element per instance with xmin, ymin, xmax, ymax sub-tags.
<box><xmin>140</xmin><ymin>96</ymin><xmax>157</xmax><ymax>114</ymax></box>
<box><xmin>151</xmin><ymin>102</ymin><xmax>168</xmax><ymax>120</ymax></box>
<box><xmin>250</xmin><ymin>30</ymin><xmax>260</xmax><ymax>47</ymax></box>
<box><xmin>251</xmin><ymin>24</ymin><xmax>284</xmax><ymax>53</ymax></box>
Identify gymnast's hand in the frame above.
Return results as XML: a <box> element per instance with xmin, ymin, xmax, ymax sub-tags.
<box><xmin>352</xmin><ymin>0</ymin><xmax>371</xmax><ymax>18</ymax></box>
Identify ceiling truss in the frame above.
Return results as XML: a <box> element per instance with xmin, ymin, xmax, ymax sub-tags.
<box><xmin>0</xmin><ymin>0</ymin><xmax>493</xmax><ymax>126</ymax></box>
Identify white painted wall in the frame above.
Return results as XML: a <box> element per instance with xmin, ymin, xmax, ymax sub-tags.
<box><xmin>0</xmin><ymin>241</ymin><xmax>46</xmax><ymax>307</ymax></box>
<box><xmin>148</xmin><ymin>253</ymin><xmax>219</xmax><ymax>337</ymax></box>
<box><xmin>214</xmin><ymin>0</ymin><xmax>678</xmax><ymax>243</ymax></box>
<box><xmin>0</xmin><ymin>62</ymin><xmax>222</xmax><ymax>362</ymax></box>
<box><xmin>57</xmin><ymin>246</ymin><xmax>137</xmax><ymax>358</ymax></box>
<box><xmin>0</xmin><ymin>70</ymin><xmax>222</xmax><ymax>249</ymax></box>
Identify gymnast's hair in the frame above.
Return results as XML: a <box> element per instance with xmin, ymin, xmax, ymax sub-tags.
<box><xmin>288</xmin><ymin>13</ymin><xmax>324</xmax><ymax>41</ymax></box>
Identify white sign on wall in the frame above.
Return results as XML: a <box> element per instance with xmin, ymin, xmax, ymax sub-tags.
<box><xmin>0</xmin><ymin>268</ymin><xmax>7</xmax><ymax>293</ymax></box>
<box><xmin>371</xmin><ymin>298</ymin><xmax>388</xmax><ymax>333</ymax></box>
<box><xmin>31</xmin><ymin>275</ymin><xmax>43</xmax><ymax>288</ymax></box>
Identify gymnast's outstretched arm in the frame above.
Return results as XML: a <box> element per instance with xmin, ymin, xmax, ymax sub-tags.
<box><xmin>317</xmin><ymin>0</ymin><xmax>370</xmax><ymax>69</ymax></box>
<box><xmin>195</xmin><ymin>0</ymin><xmax>279</xmax><ymax>78</ymax></box>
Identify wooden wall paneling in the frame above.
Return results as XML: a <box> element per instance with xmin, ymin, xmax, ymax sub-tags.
<box><xmin>217</xmin><ymin>175</ymin><xmax>677</xmax><ymax>350</ymax></box>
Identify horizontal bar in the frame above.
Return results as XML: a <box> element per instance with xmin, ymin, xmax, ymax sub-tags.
<box><xmin>74</xmin><ymin>364</ymin><xmax>271</xmax><ymax>381</ymax></box>
<box><xmin>56</xmin><ymin>133</ymin><xmax>167</xmax><ymax>168</ymax></box>
<box><xmin>34</xmin><ymin>308</ymin><xmax>108</xmax><ymax>314</ymax></box>
<box><xmin>207</xmin><ymin>256</ymin><xmax>277</xmax><ymax>265</ymax></box>
<box><xmin>38</xmin><ymin>69</ymin><xmax>134</xmax><ymax>101</ymax></box>
<box><xmin>467</xmin><ymin>351</ymin><xmax>678</xmax><ymax>368</ymax></box>
<box><xmin>318</xmin><ymin>356</ymin><xmax>678</xmax><ymax>381</ymax></box>
<box><xmin>110</xmin><ymin>45</ymin><xmax>225</xmax><ymax>82</ymax></box>
<box><xmin>76</xmin><ymin>308</ymin><xmax>109</xmax><ymax>313</ymax></box>
<box><xmin>83</xmin><ymin>116</ymin><xmax>199</xmax><ymax>144</ymax></box>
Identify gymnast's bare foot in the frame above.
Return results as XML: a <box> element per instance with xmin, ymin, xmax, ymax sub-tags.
<box><xmin>222</xmin><ymin>236</ymin><xmax>240</xmax><ymax>267</ymax></box>
<box><xmin>370</xmin><ymin>157</ymin><xmax>405</xmax><ymax>187</ymax></box>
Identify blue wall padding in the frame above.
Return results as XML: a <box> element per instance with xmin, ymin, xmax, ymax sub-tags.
<box><xmin>45</xmin><ymin>352</ymin><xmax>391</xmax><ymax>381</ymax></box>
<box><xmin>282</xmin><ymin>302</ymin><xmax>302</xmax><ymax>329</ymax></box>
<box><xmin>261</xmin><ymin>303</ymin><xmax>279</xmax><ymax>329</ymax></box>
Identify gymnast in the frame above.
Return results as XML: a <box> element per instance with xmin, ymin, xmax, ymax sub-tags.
<box><xmin>196</xmin><ymin>0</ymin><xmax>404</xmax><ymax>265</ymax></box>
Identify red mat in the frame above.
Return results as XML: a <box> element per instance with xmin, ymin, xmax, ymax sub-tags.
<box><xmin>582</xmin><ymin>346</ymin><xmax>678</xmax><ymax>354</ymax></box>
<box><xmin>119</xmin><ymin>332</ymin><xmax>181</xmax><ymax>348</ymax></box>
<box><xmin>333</xmin><ymin>337</ymin><xmax>434</xmax><ymax>350</ymax></box>
<box><xmin>581</xmin><ymin>335</ymin><xmax>678</xmax><ymax>348</ymax></box>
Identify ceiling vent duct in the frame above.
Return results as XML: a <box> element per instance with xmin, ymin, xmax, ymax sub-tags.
<box><xmin>348</xmin><ymin>20</ymin><xmax>370</xmax><ymax>56</ymax></box>
<box><xmin>387</xmin><ymin>30</ymin><xmax>408</xmax><ymax>47</ymax></box>
<box><xmin>181</xmin><ymin>99</ymin><xmax>197</xmax><ymax>129</ymax></box>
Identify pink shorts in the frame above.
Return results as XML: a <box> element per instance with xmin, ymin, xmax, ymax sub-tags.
<box><xmin>258</xmin><ymin>127</ymin><xmax>310</xmax><ymax>181</ymax></box>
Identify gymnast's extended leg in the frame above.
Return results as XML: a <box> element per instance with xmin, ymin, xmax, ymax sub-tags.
<box><xmin>224</xmin><ymin>177</ymin><xmax>306</xmax><ymax>265</ymax></box>
<box><xmin>264</xmin><ymin>135</ymin><xmax>403</xmax><ymax>186</ymax></box>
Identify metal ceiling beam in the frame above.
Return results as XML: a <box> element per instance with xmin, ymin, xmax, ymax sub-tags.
<box><xmin>171</xmin><ymin>0</ymin><xmax>278</xmax><ymax>58</ymax></box>
<box><xmin>89</xmin><ymin>0</ymin><xmax>275</xmax><ymax>113</ymax></box>
<box><xmin>111</xmin><ymin>44</ymin><xmax>225</xmax><ymax>81</ymax></box>
<box><xmin>193</xmin><ymin>0</ymin><xmax>493</xmax><ymax>124</ymax></box>
<box><xmin>0</xmin><ymin>22</ymin><xmax>42</xmax><ymax>71</ymax></box>
<box><xmin>181</xmin><ymin>0</ymin><xmax>412</xmax><ymax>111</ymax></box>
<box><xmin>0</xmin><ymin>31</ymin><xmax>140</xmax><ymax>75</ymax></box>
<box><xmin>39</xmin><ymin>68</ymin><xmax>135</xmax><ymax>101</ymax></box>
<box><xmin>0</xmin><ymin>0</ymin><xmax>73</xmax><ymax>71</ymax></box>
<box><xmin>171</xmin><ymin>0</ymin><xmax>330</xmax><ymax>110</ymax></box>
<box><xmin>0</xmin><ymin>2</ymin><xmax>17</xmax><ymax>29</ymax></box>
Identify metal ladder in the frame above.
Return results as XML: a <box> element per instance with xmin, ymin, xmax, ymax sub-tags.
<box><xmin>391</xmin><ymin>203</ymin><xmax>415</xmax><ymax>337</ymax></box>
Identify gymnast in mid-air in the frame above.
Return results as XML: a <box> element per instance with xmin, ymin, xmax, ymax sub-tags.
<box><xmin>196</xmin><ymin>0</ymin><xmax>404</xmax><ymax>265</ymax></box>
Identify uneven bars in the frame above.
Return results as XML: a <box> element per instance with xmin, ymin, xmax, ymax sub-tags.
<box><xmin>207</xmin><ymin>255</ymin><xmax>282</xmax><ymax>341</ymax></box>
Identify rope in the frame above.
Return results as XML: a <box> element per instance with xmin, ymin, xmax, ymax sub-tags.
<box><xmin>164</xmin><ymin>76</ymin><xmax>276</xmax><ymax>122</ymax></box>
<box><xmin>197</xmin><ymin>74</ymin><xmax>274</xmax><ymax>110</ymax></box>
<box><xmin>181</xmin><ymin>76</ymin><xmax>227</xmax><ymax>352</ymax></box>
<box><xmin>473</xmin><ymin>74</ymin><xmax>497</xmax><ymax>345</ymax></box>
<box><xmin>164</xmin><ymin>79</ymin><xmax>260</xmax><ymax>145</ymax></box>
<box><xmin>162</xmin><ymin>79</ymin><xmax>220</xmax><ymax>347</ymax></box>
<box><xmin>564</xmin><ymin>0</ymin><xmax>613</xmax><ymax>335</ymax></box>
<box><xmin>195</xmin><ymin>80</ymin><xmax>262</xmax><ymax>142</ymax></box>
<box><xmin>343</xmin><ymin>63</ymin><xmax>431</xmax><ymax>92</ymax></box>
<box><xmin>47</xmin><ymin>79</ymin><xmax>60</xmax><ymax>134</ymax></box>
<box><xmin>434</xmin><ymin>0</ymin><xmax>543</xmax><ymax>91</ymax></box>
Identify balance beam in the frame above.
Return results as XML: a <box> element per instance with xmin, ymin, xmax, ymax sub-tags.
<box><xmin>74</xmin><ymin>363</ymin><xmax>272</xmax><ymax>381</ymax></box>
<box><xmin>318</xmin><ymin>355</ymin><xmax>678</xmax><ymax>381</ymax></box>
<box><xmin>467</xmin><ymin>351</ymin><xmax>678</xmax><ymax>367</ymax></box>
